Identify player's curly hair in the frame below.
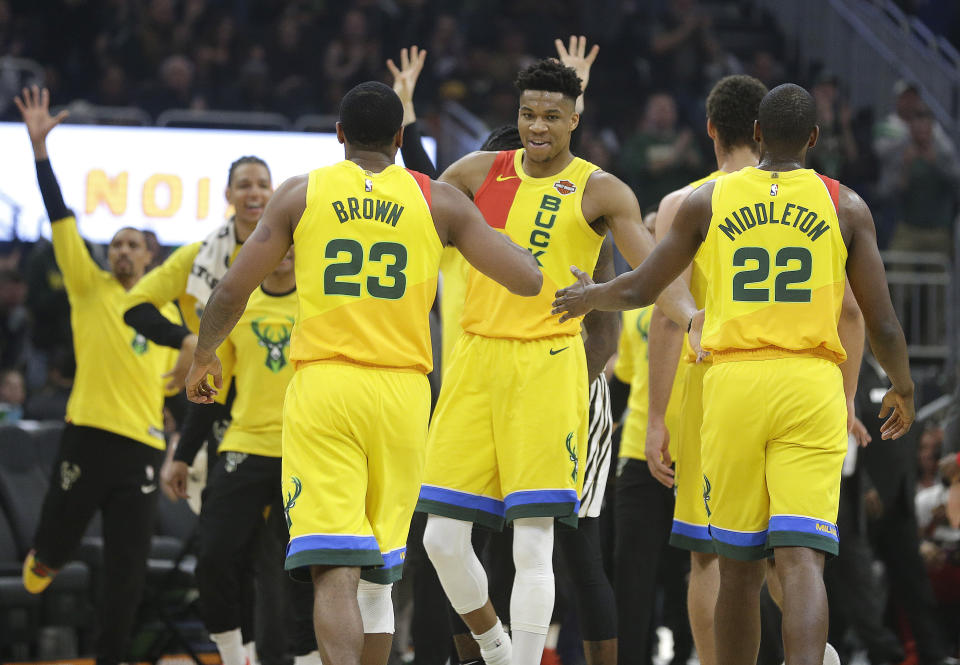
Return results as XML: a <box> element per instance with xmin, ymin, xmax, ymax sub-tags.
<box><xmin>758</xmin><ymin>83</ymin><xmax>817</xmax><ymax>152</ymax></box>
<box><xmin>514</xmin><ymin>59</ymin><xmax>582</xmax><ymax>103</ymax></box>
<box><xmin>481</xmin><ymin>125</ymin><xmax>522</xmax><ymax>151</ymax></box>
<box><xmin>706</xmin><ymin>75</ymin><xmax>768</xmax><ymax>151</ymax></box>
<box><xmin>339</xmin><ymin>81</ymin><xmax>404</xmax><ymax>149</ymax></box>
<box><xmin>227</xmin><ymin>155</ymin><xmax>271</xmax><ymax>186</ymax></box>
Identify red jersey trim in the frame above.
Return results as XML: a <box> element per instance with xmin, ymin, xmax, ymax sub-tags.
<box><xmin>816</xmin><ymin>173</ymin><xmax>840</xmax><ymax>213</ymax></box>
<box><xmin>473</xmin><ymin>150</ymin><xmax>521</xmax><ymax>230</ymax></box>
<box><xmin>406</xmin><ymin>168</ymin><xmax>432</xmax><ymax>211</ymax></box>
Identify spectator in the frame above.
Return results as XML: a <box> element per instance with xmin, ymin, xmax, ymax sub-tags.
<box><xmin>748</xmin><ymin>50</ymin><xmax>786</xmax><ymax>90</ymax></box>
<box><xmin>648</xmin><ymin>0</ymin><xmax>715</xmax><ymax>112</ymax></box>
<box><xmin>139</xmin><ymin>54</ymin><xmax>203</xmax><ymax>117</ymax></box>
<box><xmin>321</xmin><ymin>10</ymin><xmax>381</xmax><ymax>107</ymax></box>
<box><xmin>24</xmin><ymin>348</ymin><xmax>73</xmax><ymax>421</ymax></box>
<box><xmin>919</xmin><ymin>425</ymin><xmax>946</xmax><ymax>490</ymax></box>
<box><xmin>24</xmin><ymin>239</ymin><xmax>71</xmax><ymax>358</ymax></box>
<box><xmin>880</xmin><ymin>103</ymin><xmax>960</xmax><ymax>254</ymax></box>
<box><xmin>875</xmin><ymin>80</ymin><xmax>953</xmax><ymax>159</ymax></box>
<box><xmin>0</xmin><ymin>367</ymin><xmax>25</xmax><ymax>423</ymax></box>
<box><xmin>0</xmin><ymin>269</ymin><xmax>31</xmax><ymax>371</ymax></box>
<box><xmin>95</xmin><ymin>62</ymin><xmax>132</xmax><ymax>106</ymax></box>
<box><xmin>618</xmin><ymin>92</ymin><xmax>702</xmax><ymax>208</ymax></box>
<box><xmin>807</xmin><ymin>72</ymin><xmax>858</xmax><ymax>180</ymax></box>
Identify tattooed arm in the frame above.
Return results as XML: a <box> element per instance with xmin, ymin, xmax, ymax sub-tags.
<box><xmin>186</xmin><ymin>175</ymin><xmax>305</xmax><ymax>403</ymax></box>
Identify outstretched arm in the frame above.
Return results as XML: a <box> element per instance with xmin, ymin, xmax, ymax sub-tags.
<box><xmin>840</xmin><ymin>184</ymin><xmax>914</xmax><ymax>439</ymax></box>
<box><xmin>432</xmin><ymin>180</ymin><xmax>542</xmax><ymax>296</ymax></box>
<box><xmin>556</xmin><ymin>180</ymin><xmax>710</xmax><ymax>320</ymax></box>
<box><xmin>582</xmin><ymin>173</ymin><xmax>698</xmax><ymax>327</ymax></box>
<box><xmin>186</xmin><ymin>176</ymin><xmax>303</xmax><ymax>403</ymax></box>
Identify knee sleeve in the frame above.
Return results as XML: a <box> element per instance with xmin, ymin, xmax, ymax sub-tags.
<box><xmin>510</xmin><ymin>517</ymin><xmax>555</xmax><ymax>635</ymax></box>
<box><xmin>357</xmin><ymin>580</ymin><xmax>394</xmax><ymax>634</ymax></box>
<box><xmin>423</xmin><ymin>515</ymin><xmax>489</xmax><ymax>615</ymax></box>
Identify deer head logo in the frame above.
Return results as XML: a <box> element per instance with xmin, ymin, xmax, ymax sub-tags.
<box><xmin>251</xmin><ymin>317</ymin><xmax>294</xmax><ymax>373</ymax></box>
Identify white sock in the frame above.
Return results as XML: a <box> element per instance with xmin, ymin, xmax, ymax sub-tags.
<box><xmin>294</xmin><ymin>650</ymin><xmax>324</xmax><ymax>665</ymax></box>
<box><xmin>472</xmin><ymin>619</ymin><xmax>511</xmax><ymax>665</ymax></box>
<box><xmin>245</xmin><ymin>641</ymin><xmax>257</xmax><ymax>665</ymax></box>
<box><xmin>822</xmin><ymin>642</ymin><xmax>840</xmax><ymax>665</ymax></box>
<box><xmin>512</xmin><ymin>629</ymin><xmax>548</xmax><ymax>665</ymax></box>
<box><xmin>210</xmin><ymin>629</ymin><xmax>246</xmax><ymax>665</ymax></box>
<box><xmin>545</xmin><ymin>623</ymin><xmax>561</xmax><ymax>649</ymax></box>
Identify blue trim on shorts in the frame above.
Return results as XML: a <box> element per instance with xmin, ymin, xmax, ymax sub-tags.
<box><xmin>709</xmin><ymin>525</ymin><xmax>768</xmax><ymax>547</ymax></box>
<box><xmin>287</xmin><ymin>534</ymin><xmax>381</xmax><ymax>557</ymax></box>
<box><xmin>671</xmin><ymin>519</ymin><xmax>711</xmax><ymax>542</ymax></box>
<box><xmin>504</xmin><ymin>489</ymin><xmax>580</xmax><ymax>512</ymax></box>
<box><xmin>418</xmin><ymin>485</ymin><xmax>505</xmax><ymax>517</ymax></box>
<box><xmin>768</xmin><ymin>515</ymin><xmax>839</xmax><ymax>542</ymax></box>
<box><xmin>381</xmin><ymin>547</ymin><xmax>406</xmax><ymax>571</ymax></box>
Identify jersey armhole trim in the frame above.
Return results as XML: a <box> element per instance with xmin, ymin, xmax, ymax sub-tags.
<box><xmin>472</xmin><ymin>150</ymin><xmax>517</xmax><ymax>203</ymax></box>
<box><xmin>406</xmin><ymin>168</ymin><xmax>432</xmax><ymax>211</ymax></box>
<box><xmin>816</xmin><ymin>173</ymin><xmax>840</xmax><ymax>213</ymax></box>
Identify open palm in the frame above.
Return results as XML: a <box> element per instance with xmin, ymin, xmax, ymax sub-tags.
<box><xmin>14</xmin><ymin>85</ymin><xmax>69</xmax><ymax>146</ymax></box>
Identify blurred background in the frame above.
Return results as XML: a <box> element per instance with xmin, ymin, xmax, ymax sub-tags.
<box><xmin>1</xmin><ymin>1</ymin><xmax>960</xmax><ymax>664</ymax></box>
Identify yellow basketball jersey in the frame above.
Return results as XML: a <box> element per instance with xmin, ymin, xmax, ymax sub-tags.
<box><xmin>218</xmin><ymin>286</ymin><xmax>297</xmax><ymax>457</ymax></box>
<box><xmin>290</xmin><ymin>160</ymin><xmax>443</xmax><ymax>373</ymax></box>
<box><xmin>439</xmin><ymin>247</ymin><xmax>469</xmax><ymax>375</ymax></box>
<box><xmin>460</xmin><ymin>150</ymin><xmax>603</xmax><ymax>339</ymax></box>
<box><xmin>698</xmin><ymin>167</ymin><xmax>847</xmax><ymax>363</ymax></box>
<box><xmin>683</xmin><ymin>170</ymin><xmax>724</xmax><ymax>363</ymax></box>
<box><xmin>614</xmin><ymin>307</ymin><xmax>683</xmax><ymax>461</ymax></box>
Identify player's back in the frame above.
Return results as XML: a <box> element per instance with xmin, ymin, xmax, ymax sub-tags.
<box><xmin>290</xmin><ymin>160</ymin><xmax>442</xmax><ymax>372</ymax></box>
<box><xmin>698</xmin><ymin>166</ymin><xmax>847</xmax><ymax>363</ymax></box>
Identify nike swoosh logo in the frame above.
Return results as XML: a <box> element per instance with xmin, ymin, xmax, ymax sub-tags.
<box><xmin>549</xmin><ymin>347</ymin><xmax>569</xmax><ymax>355</ymax></box>
<box><xmin>496</xmin><ymin>174</ymin><xmax>519</xmax><ymax>182</ymax></box>
<box><xmin>141</xmin><ymin>484</ymin><xmax>157</xmax><ymax>494</ymax></box>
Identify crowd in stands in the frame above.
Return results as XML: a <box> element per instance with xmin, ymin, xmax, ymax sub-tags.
<box><xmin>2</xmin><ymin>0</ymin><xmax>960</xmax><ymax>662</ymax></box>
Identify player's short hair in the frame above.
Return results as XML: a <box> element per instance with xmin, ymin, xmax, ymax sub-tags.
<box><xmin>228</xmin><ymin>155</ymin><xmax>271</xmax><ymax>186</ymax></box>
<box><xmin>339</xmin><ymin>81</ymin><xmax>404</xmax><ymax>149</ymax></box>
<box><xmin>706</xmin><ymin>75</ymin><xmax>768</xmax><ymax>151</ymax></box>
<box><xmin>757</xmin><ymin>83</ymin><xmax>817</xmax><ymax>152</ymax></box>
<box><xmin>481</xmin><ymin>125</ymin><xmax>522</xmax><ymax>151</ymax></box>
<box><xmin>514</xmin><ymin>59</ymin><xmax>582</xmax><ymax>104</ymax></box>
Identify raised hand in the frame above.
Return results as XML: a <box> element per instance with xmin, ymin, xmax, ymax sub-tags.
<box><xmin>554</xmin><ymin>35</ymin><xmax>599</xmax><ymax>95</ymax></box>
<box><xmin>386</xmin><ymin>45</ymin><xmax>427</xmax><ymax>126</ymax></box>
<box><xmin>14</xmin><ymin>85</ymin><xmax>69</xmax><ymax>156</ymax></box>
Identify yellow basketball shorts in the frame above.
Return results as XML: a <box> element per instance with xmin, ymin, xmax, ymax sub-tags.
<box><xmin>669</xmin><ymin>361</ymin><xmax>715</xmax><ymax>554</ymax></box>
<box><xmin>417</xmin><ymin>333</ymin><xmax>588</xmax><ymax>529</ymax></box>
<box><xmin>282</xmin><ymin>362</ymin><xmax>431</xmax><ymax>583</ymax></box>
<box><xmin>700</xmin><ymin>357</ymin><xmax>846</xmax><ymax>561</ymax></box>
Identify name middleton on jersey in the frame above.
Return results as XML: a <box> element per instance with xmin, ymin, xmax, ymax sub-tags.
<box><xmin>717</xmin><ymin>200</ymin><xmax>832</xmax><ymax>243</ymax></box>
<box><xmin>332</xmin><ymin>196</ymin><xmax>405</xmax><ymax>227</ymax></box>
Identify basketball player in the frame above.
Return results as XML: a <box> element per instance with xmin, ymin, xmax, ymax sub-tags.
<box><xmin>15</xmin><ymin>86</ymin><xmax>180</xmax><ymax>665</ymax></box>
<box><xmin>161</xmin><ymin>247</ymin><xmax>320</xmax><ymax>665</ymax></box>
<box><xmin>184</xmin><ymin>81</ymin><xmax>541</xmax><ymax>665</ymax></box>
<box><xmin>553</xmin><ymin>83</ymin><xmax>914</xmax><ymax>665</ymax></box>
<box><xmin>643</xmin><ymin>75</ymin><xmax>865</xmax><ymax>665</ymax></box>
<box><xmin>417</xmin><ymin>56</ymin><xmax>696</xmax><ymax>665</ymax></box>
<box><xmin>123</xmin><ymin>154</ymin><xmax>291</xmax><ymax>663</ymax></box>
